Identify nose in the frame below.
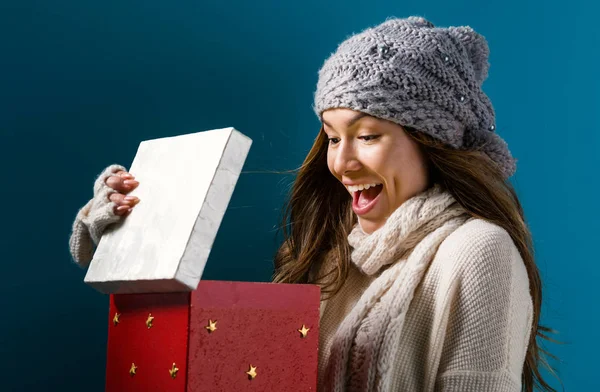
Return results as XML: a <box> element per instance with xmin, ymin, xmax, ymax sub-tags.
<box><xmin>333</xmin><ymin>140</ymin><xmax>362</xmax><ymax>175</ymax></box>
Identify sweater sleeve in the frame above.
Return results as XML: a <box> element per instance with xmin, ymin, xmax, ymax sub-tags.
<box><xmin>69</xmin><ymin>164</ymin><xmax>127</xmax><ymax>267</ymax></box>
<box><xmin>434</xmin><ymin>222</ymin><xmax>533</xmax><ymax>392</ymax></box>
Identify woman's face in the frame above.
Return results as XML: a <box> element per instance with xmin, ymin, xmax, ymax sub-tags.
<box><xmin>322</xmin><ymin>108</ymin><xmax>430</xmax><ymax>234</ymax></box>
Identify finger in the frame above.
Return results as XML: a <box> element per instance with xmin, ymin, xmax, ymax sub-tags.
<box><xmin>114</xmin><ymin>205</ymin><xmax>132</xmax><ymax>216</ymax></box>
<box><xmin>109</xmin><ymin>192</ymin><xmax>140</xmax><ymax>207</ymax></box>
<box><xmin>123</xmin><ymin>207</ymin><xmax>134</xmax><ymax>217</ymax></box>
<box><xmin>105</xmin><ymin>175</ymin><xmax>139</xmax><ymax>193</ymax></box>
<box><xmin>109</xmin><ymin>192</ymin><xmax>125</xmax><ymax>205</ymax></box>
<box><xmin>123</xmin><ymin>195</ymin><xmax>141</xmax><ymax>205</ymax></box>
<box><xmin>121</xmin><ymin>179</ymin><xmax>140</xmax><ymax>193</ymax></box>
<box><xmin>115</xmin><ymin>170</ymin><xmax>135</xmax><ymax>180</ymax></box>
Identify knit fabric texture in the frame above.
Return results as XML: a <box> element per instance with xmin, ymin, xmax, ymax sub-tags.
<box><xmin>314</xmin><ymin>186</ymin><xmax>533</xmax><ymax>391</ymax></box>
<box><xmin>314</xmin><ymin>16</ymin><xmax>517</xmax><ymax>179</ymax></box>
<box><xmin>69</xmin><ymin>164</ymin><xmax>126</xmax><ymax>266</ymax></box>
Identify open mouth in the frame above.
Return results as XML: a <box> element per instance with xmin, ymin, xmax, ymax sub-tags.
<box><xmin>351</xmin><ymin>184</ymin><xmax>383</xmax><ymax>215</ymax></box>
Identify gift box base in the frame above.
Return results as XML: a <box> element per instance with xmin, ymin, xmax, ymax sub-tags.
<box><xmin>105</xmin><ymin>280</ymin><xmax>320</xmax><ymax>391</ymax></box>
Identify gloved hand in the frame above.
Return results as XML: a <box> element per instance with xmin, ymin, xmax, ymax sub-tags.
<box><xmin>68</xmin><ymin>164</ymin><xmax>141</xmax><ymax>266</ymax></box>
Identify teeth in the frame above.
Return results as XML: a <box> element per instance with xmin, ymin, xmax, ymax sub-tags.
<box><xmin>346</xmin><ymin>183</ymin><xmax>380</xmax><ymax>193</ymax></box>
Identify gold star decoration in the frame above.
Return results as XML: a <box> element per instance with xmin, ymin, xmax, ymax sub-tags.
<box><xmin>146</xmin><ymin>313</ymin><xmax>154</xmax><ymax>329</ymax></box>
<box><xmin>169</xmin><ymin>363</ymin><xmax>179</xmax><ymax>379</ymax></box>
<box><xmin>112</xmin><ymin>313</ymin><xmax>121</xmax><ymax>326</ymax></box>
<box><xmin>246</xmin><ymin>364</ymin><xmax>257</xmax><ymax>380</ymax></box>
<box><xmin>298</xmin><ymin>324</ymin><xmax>310</xmax><ymax>338</ymax></box>
<box><xmin>205</xmin><ymin>319</ymin><xmax>217</xmax><ymax>333</ymax></box>
<box><xmin>129</xmin><ymin>363</ymin><xmax>137</xmax><ymax>376</ymax></box>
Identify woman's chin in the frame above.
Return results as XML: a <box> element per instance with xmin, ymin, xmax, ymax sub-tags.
<box><xmin>357</xmin><ymin>208</ymin><xmax>388</xmax><ymax>234</ymax></box>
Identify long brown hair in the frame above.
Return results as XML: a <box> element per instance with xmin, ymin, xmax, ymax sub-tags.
<box><xmin>273</xmin><ymin>125</ymin><xmax>560</xmax><ymax>391</ymax></box>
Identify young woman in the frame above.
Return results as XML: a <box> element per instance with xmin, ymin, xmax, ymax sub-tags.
<box><xmin>70</xmin><ymin>16</ymin><xmax>556</xmax><ymax>391</ymax></box>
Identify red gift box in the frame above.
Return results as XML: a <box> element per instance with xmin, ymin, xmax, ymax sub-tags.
<box><xmin>105</xmin><ymin>280</ymin><xmax>320</xmax><ymax>391</ymax></box>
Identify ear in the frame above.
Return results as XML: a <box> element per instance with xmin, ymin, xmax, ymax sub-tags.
<box><xmin>448</xmin><ymin>26</ymin><xmax>491</xmax><ymax>85</ymax></box>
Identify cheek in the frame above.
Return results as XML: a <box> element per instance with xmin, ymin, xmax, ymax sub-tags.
<box><xmin>359</xmin><ymin>146</ymin><xmax>386</xmax><ymax>169</ymax></box>
<box><xmin>377</xmin><ymin>144</ymin><xmax>420</xmax><ymax>186</ymax></box>
<box><xmin>363</xmin><ymin>145</ymin><xmax>396</xmax><ymax>178</ymax></box>
<box><xmin>386</xmin><ymin>145</ymin><xmax>428</xmax><ymax>191</ymax></box>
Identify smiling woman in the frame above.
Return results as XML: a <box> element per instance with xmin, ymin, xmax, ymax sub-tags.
<box><xmin>273</xmin><ymin>16</ymin><xmax>559</xmax><ymax>392</ymax></box>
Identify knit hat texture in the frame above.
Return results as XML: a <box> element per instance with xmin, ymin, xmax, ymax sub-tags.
<box><xmin>314</xmin><ymin>16</ymin><xmax>516</xmax><ymax>178</ymax></box>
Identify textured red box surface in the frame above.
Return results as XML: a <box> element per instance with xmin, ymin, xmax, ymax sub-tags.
<box><xmin>105</xmin><ymin>280</ymin><xmax>320</xmax><ymax>392</ymax></box>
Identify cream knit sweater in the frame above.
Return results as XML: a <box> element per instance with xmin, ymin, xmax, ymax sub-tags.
<box><xmin>314</xmin><ymin>186</ymin><xmax>533</xmax><ymax>391</ymax></box>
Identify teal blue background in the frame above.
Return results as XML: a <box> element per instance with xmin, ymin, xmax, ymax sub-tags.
<box><xmin>1</xmin><ymin>0</ymin><xmax>595</xmax><ymax>390</ymax></box>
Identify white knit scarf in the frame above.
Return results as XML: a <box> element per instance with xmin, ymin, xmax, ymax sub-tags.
<box><xmin>322</xmin><ymin>184</ymin><xmax>471</xmax><ymax>391</ymax></box>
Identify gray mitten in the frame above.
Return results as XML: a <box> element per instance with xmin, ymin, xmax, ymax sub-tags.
<box><xmin>69</xmin><ymin>164</ymin><xmax>127</xmax><ymax>267</ymax></box>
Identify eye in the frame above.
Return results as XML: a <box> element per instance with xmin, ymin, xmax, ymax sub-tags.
<box><xmin>328</xmin><ymin>137</ymin><xmax>340</xmax><ymax>145</ymax></box>
<box><xmin>359</xmin><ymin>135</ymin><xmax>380</xmax><ymax>142</ymax></box>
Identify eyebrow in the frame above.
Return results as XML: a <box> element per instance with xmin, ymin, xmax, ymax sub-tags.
<box><xmin>321</xmin><ymin>112</ymin><xmax>369</xmax><ymax>130</ymax></box>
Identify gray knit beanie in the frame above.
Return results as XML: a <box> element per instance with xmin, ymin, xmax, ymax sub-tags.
<box><xmin>314</xmin><ymin>16</ymin><xmax>516</xmax><ymax>179</ymax></box>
